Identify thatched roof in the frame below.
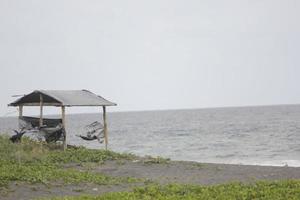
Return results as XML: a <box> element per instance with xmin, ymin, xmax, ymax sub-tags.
<box><xmin>9</xmin><ymin>90</ymin><xmax>117</xmax><ymax>107</ymax></box>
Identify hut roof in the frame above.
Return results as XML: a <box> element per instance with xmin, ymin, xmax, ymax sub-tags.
<box><xmin>9</xmin><ymin>90</ymin><xmax>117</xmax><ymax>107</ymax></box>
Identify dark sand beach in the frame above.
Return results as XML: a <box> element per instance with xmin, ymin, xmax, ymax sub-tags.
<box><xmin>2</xmin><ymin>159</ymin><xmax>300</xmax><ymax>200</ymax></box>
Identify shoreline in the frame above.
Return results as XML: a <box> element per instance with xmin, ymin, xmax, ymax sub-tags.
<box><xmin>1</xmin><ymin>133</ymin><xmax>300</xmax><ymax>200</ymax></box>
<box><xmin>94</xmin><ymin>158</ymin><xmax>300</xmax><ymax>185</ymax></box>
<box><xmin>2</xmin><ymin>159</ymin><xmax>300</xmax><ymax>200</ymax></box>
<box><xmin>168</xmin><ymin>159</ymin><xmax>300</xmax><ymax>168</ymax></box>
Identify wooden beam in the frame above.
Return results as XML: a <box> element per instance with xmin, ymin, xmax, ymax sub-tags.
<box><xmin>102</xmin><ymin>106</ymin><xmax>108</xmax><ymax>150</ymax></box>
<box><xmin>39</xmin><ymin>94</ymin><xmax>43</xmax><ymax>128</ymax></box>
<box><xmin>15</xmin><ymin>103</ymin><xmax>62</xmax><ymax>107</ymax></box>
<box><xmin>61</xmin><ymin>106</ymin><xmax>67</xmax><ymax>150</ymax></box>
<box><xmin>10</xmin><ymin>103</ymin><xmax>113</xmax><ymax>107</ymax></box>
<box><xmin>19</xmin><ymin>105</ymin><xmax>23</xmax><ymax>117</ymax></box>
<box><xmin>10</xmin><ymin>103</ymin><xmax>114</xmax><ymax>107</ymax></box>
<box><xmin>18</xmin><ymin>105</ymin><xmax>23</xmax><ymax>129</ymax></box>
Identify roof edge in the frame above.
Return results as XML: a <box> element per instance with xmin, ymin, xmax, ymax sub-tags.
<box><xmin>9</xmin><ymin>90</ymin><xmax>117</xmax><ymax>107</ymax></box>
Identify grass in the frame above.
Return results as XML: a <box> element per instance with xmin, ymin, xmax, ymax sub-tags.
<box><xmin>189</xmin><ymin>163</ymin><xmax>206</xmax><ymax>170</ymax></box>
<box><xmin>143</xmin><ymin>156</ymin><xmax>171</xmax><ymax>164</ymax></box>
<box><xmin>39</xmin><ymin>181</ymin><xmax>300</xmax><ymax>200</ymax></box>
<box><xmin>0</xmin><ymin>135</ymin><xmax>135</xmax><ymax>165</ymax></box>
<box><xmin>2</xmin><ymin>135</ymin><xmax>300</xmax><ymax>200</ymax></box>
<box><xmin>0</xmin><ymin>162</ymin><xmax>136</xmax><ymax>187</ymax></box>
<box><xmin>0</xmin><ymin>135</ymin><xmax>137</xmax><ymax>188</ymax></box>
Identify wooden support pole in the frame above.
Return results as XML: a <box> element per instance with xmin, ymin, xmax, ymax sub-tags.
<box><xmin>61</xmin><ymin>106</ymin><xmax>67</xmax><ymax>150</ymax></box>
<box><xmin>102</xmin><ymin>106</ymin><xmax>108</xmax><ymax>150</ymax></box>
<box><xmin>39</xmin><ymin>94</ymin><xmax>43</xmax><ymax>128</ymax></box>
<box><xmin>18</xmin><ymin>105</ymin><xmax>23</xmax><ymax>129</ymax></box>
<box><xmin>19</xmin><ymin>105</ymin><xmax>23</xmax><ymax>117</ymax></box>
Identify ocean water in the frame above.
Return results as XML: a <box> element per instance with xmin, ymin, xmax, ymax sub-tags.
<box><xmin>1</xmin><ymin>105</ymin><xmax>300</xmax><ymax>167</ymax></box>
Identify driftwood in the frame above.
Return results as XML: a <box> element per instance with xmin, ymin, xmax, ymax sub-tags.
<box><xmin>18</xmin><ymin>116</ymin><xmax>65</xmax><ymax>143</ymax></box>
<box><xmin>19</xmin><ymin>116</ymin><xmax>62</xmax><ymax>129</ymax></box>
<box><xmin>77</xmin><ymin>121</ymin><xmax>104</xmax><ymax>143</ymax></box>
<box><xmin>10</xmin><ymin>128</ymin><xmax>26</xmax><ymax>143</ymax></box>
<box><xmin>78</xmin><ymin>135</ymin><xmax>97</xmax><ymax>141</ymax></box>
<box><xmin>42</xmin><ymin>127</ymin><xmax>65</xmax><ymax>143</ymax></box>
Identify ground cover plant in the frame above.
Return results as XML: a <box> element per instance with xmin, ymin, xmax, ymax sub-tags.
<box><xmin>0</xmin><ymin>135</ymin><xmax>136</xmax><ymax>188</ymax></box>
<box><xmin>40</xmin><ymin>180</ymin><xmax>300</xmax><ymax>200</ymax></box>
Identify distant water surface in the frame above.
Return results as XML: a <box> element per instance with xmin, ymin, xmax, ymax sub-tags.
<box><xmin>1</xmin><ymin>105</ymin><xmax>299</xmax><ymax>167</ymax></box>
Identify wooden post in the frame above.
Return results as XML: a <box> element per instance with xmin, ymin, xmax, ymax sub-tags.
<box><xmin>18</xmin><ymin>105</ymin><xmax>23</xmax><ymax>129</ymax></box>
<box><xmin>102</xmin><ymin>106</ymin><xmax>108</xmax><ymax>150</ymax></box>
<box><xmin>39</xmin><ymin>94</ymin><xmax>43</xmax><ymax>128</ymax></box>
<box><xmin>61</xmin><ymin>106</ymin><xmax>67</xmax><ymax>150</ymax></box>
<box><xmin>19</xmin><ymin>105</ymin><xmax>23</xmax><ymax>117</ymax></box>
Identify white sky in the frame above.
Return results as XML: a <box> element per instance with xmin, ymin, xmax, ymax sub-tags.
<box><xmin>0</xmin><ymin>0</ymin><xmax>300</xmax><ymax>116</ymax></box>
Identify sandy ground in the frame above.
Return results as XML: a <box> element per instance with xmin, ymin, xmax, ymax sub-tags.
<box><xmin>1</xmin><ymin>160</ymin><xmax>300</xmax><ymax>200</ymax></box>
<box><xmin>95</xmin><ymin>160</ymin><xmax>300</xmax><ymax>185</ymax></box>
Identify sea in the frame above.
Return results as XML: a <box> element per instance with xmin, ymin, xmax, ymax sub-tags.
<box><xmin>1</xmin><ymin>104</ymin><xmax>299</xmax><ymax>167</ymax></box>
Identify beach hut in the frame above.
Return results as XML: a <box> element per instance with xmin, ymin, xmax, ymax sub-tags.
<box><xmin>8</xmin><ymin>90</ymin><xmax>116</xmax><ymax>150</ymax></box>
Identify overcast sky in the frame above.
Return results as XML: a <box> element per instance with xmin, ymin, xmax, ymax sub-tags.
<box><xmin>0</xmin><ymin>0</ymin><xmax>299</xmax><ymax>116</ymax></box>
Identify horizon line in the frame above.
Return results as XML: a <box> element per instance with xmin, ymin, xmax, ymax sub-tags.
<box><xmin>2</xmin><ymin>103</ymin><xmax>299</xmax><ymax>118</ymax></box>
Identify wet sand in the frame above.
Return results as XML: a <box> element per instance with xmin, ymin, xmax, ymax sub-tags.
<box><xmin>1</xmin><ymin>160</ymin><xmax>300</xmax><ymax>200</ymax></box>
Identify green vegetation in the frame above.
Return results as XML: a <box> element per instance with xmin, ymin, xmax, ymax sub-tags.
<box><xmin>0</xmin><ymin>163</ymin><xmax>135</xmax><ymax>187</ymax></box>
<box><xmin>40</xmin><ymin>181</ymin><xmax>300</xmax><ymax>200</ymax></box>
<box><xmin>2</xmin><ymin>135</ymin><xmax>300</xmax><ymax>200</ymax></box>
<box><xmin>190</xmin><ymin>163</ymin><xmax>206</xmax><ymax>170</ymax></box>
<box><xmin>0</xmin><ymin>135</ymin><xmax>135</xmax><ymax>165</ymax></box>
<box><xmin>143</xmin><ymin>156</ymin><xmax>171</xmax><ymax>164</ymax></box>
<box><xmin>0</xmin><ymin>135</ymin><xmax>136</xmax><ymax>188</ymax></box>
<box><xmin>46</xmin><ymin>145</ymin><xmax>135</xmax><ymax>164</ymax></box>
